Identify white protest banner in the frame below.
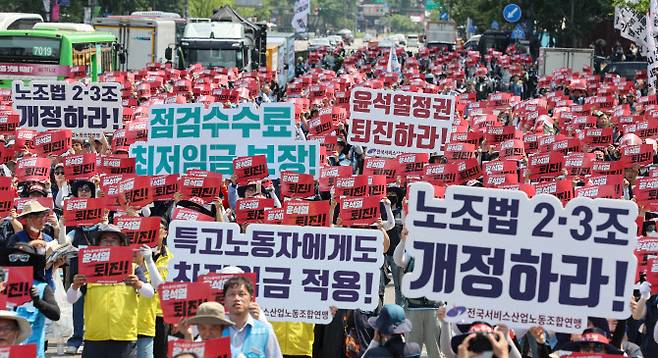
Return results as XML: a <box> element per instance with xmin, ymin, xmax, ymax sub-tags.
<box><xmin>12</xmin><ymin>80</ymin><xmax>122</xmax><ymax>137</ymax></box>
<box><xmin>649</xmin><ymin>0</ymin><xmax>658</xmax><ymax>89</ymax></box>
<box><xmin>167</xmin><ymin>220</ymin><xmax>384</xmax><ymax>323</ymax></box>
<box><xmin>292</xmin><ymin>0</ymin><xmax>310</xmax><ymax>33</ymax></box>
<box><xmin>402</xmin><ymin>182</ymin><xmax>638</xmax><ymax>333</ymax></box>
<box><xmin>348</xmin><ymin>87</ymin><xmax>455</xmax><ymax>154</ymax></box>
<box><xmin>129</xmin><ymin>103</ymin><xmax>321</xmax><ymax>178</ymax></box>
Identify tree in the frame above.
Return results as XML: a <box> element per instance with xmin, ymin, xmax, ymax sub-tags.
<box><xmin>380</xmin><ymin>14</ymin><xmax>423</xmax><ymax>33</ymax></box>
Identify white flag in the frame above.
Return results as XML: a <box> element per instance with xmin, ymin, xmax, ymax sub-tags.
<box><xmin>292</xmin><ymin>0</ymin><xmax>310</xmax><ymax>33</ymax></box>
<box><xmin>386</xmin><ymin>48</ymin><xmax>401</xmax><ymax>74</ymax></box>
<box><xmin>648</xmin><ymin>0</ymin><xmax>658</xmax><ymax>89</ymax></box>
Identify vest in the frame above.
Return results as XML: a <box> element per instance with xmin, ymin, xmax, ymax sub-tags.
<box><xmin>222</xmin><ymin>318</ymin><xmax>271</xmax><ymax>358</ymax></box>
<box><xmin>154</xmin><ymin>246</ymin><xmax>172</xmax><ymax>317</ymax></box>
<box><xmin>137</xmin><ymin>247</ymin><xmax>172</xmax><ymax>336</ymax></box>
<box><xmin>16</xmin><ymin>281</ymin><xmax>47</xmax><ymax>358</ymax></box>
<box><xmin>271</xmin><ymin>321</ymin><xmax>314</xmax><ymax>356</ymax></box>
<box><xmin>83</xmin><ymin>265</ymin><xmax>140</xmax><ymax>341</ymax></box>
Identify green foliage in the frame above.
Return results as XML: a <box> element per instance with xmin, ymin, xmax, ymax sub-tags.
<box><xmin>380</xmin><ymin>14</ymin><xmax>423</xmax><ymax>33</ymax></box>
<box><xmin>189</xmin><ymin>0</ymin><xmax>235</xmax><ymax>18</ymax></box>
<box><xmin>612</xmin><ymin>0</ymin><xmax>650</xmax><ymax>13</ymax></box>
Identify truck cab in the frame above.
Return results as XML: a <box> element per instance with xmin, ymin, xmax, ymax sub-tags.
<box><xmin>179</xmin><ymin>21</ymin><xmax>250</xmax><ymax>69</ymax></box>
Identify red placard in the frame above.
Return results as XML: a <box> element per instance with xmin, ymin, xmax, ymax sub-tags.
<box><xmin>34</xmin><ymin>130</ymin><xmax>72</xmax><ymax>156</ymax></box>
<box><xmin>456</xmin><ymin>158</ymin><xmax>483</xmax><ymax>183</ymax></box>
<box><xmin>233</xmin><ymin>155</ymin><xmax>269</xmax><ymax>185</ymax></box>
<box><xmin>235</xmin><ymin>198</ymin><xmax>275</xmax><ymax>224</ymax></box>
<box><xmin>591</xmin><ymin>160</ymin><xmax>624</xmax><ymax>176</ymax></box>
<box><xmin>527</xmin><ymin>152</ymin><xmax>564</xmax><ymax>181</ymax></box>
<box><xmin>318</xmin><ymin>166</ymin><xmax>352</xmax><ymax>192</ymax></box>
<box><xmin>484</xmin><ymin>173</ymin><xmax>519</xmax><ymax>188</ymax></box>
<box><xmin>334</xmin><ymin>175</ymin><xmax>386</xmax><ymax>198</ymax></box>
<box><xmin>309</xmin><ymin>113</ymin><xmax>335</xmax><ymax>136</ymax></box>
<box><xmin>534</xmin><ymin>179</ymin><xmax>573</xmax><ymax>204</ymax></box>
<box><xmin>179</xmin><ymin>176</ymin><xmax>222</xmax><ymax>203</ymax></box>
<box><xmin>574</xmin><ymin>184</ymin><xmax>618</xmax><ymax>199</ymax></box>
<box><xmin>185</xmin><ymin>170</ymin><xmax>223</xmax><ymax>180</ymax></box>
<box><xmin>100</xmin><ymin>174</ymin><xmax>128</xmax><ymax>191</ymax></box>
<box><xmin>444</xmin><ymin>142</ymin><xmax>476</xmax><ymax>161</ymax></box>
<box><xmin>0</xmin><ymin>178</ymin><xmax>15</xmax><ymax>217</ymax></box>
<box><xmin>64</xmin><ymin>153</ymin><xmax>98</xmax><ymax>181</ymax></box>
<box><xmin>168</xmin><ymin>337</ymin><xmax>231</xmax><ymax>358</ymax></box>
<box><xmin>586</xmin><ymin>175</ymin><xmax>623</xmax><ymax>197</ymax></box>
<box><xmin>397</xmin><ymin>153</ymin><xmax>429</xmax><ymax>176</ymax></box>
<box><xmin>198</xmin><ymin>272</ymin><xmax>257</xmax><ymax>304</ymax></box>
<box><xmin>14</xmin><ymin>128</ymin><xmax>36</xmax><ymax>149</ymax></box>
<box><xmin>0</xmin><ymin>113</ymin><xmax>19</xmax><ymax>134</ymax></box>
<box><xmin>171</xmin><ymin>207</ymin><xmax>215</xmax><ymax>222</ymax></box>
<box><xmin>485</xmin><ymin>126</ymin><xmax>520</xmax><ymax>145</ymax></box>
<box><xmin>63</xmin><ymin>198</ymin><xmax>105</xmax><ymax>226</ymax></box>
<box><xmin>263</xmin><ymin>207</ymin><xmax>284</xmax><ymax>224</ymax></box>
<box><xmin>621</xmin><ymin>144</ymin><xmax>654</xmax><ymax>167</ymax></box>
<box><xmin>482</xmin><ymin>160</ymin><xmax>518</xmax><ymax>175</ymax></box>
<box><xmin>0</xmin><ymin>344</ymin><xmax>37</xmax><ymax>357</ymax></box>
<box><xmin>339</xmin><ymin>196</ymin><xmax>380</xmax><ymax>226</ymax></box>
<box><xmin>151</xmin><ymin>174</ymin><xmax>179</xmax><ymax>201</ymax></box>
<box><xmin>119</xmin><ymin>176</ymin><xmax>154</xmax><ymax>208</ymax></box>
<box><xmin>563</xmin><ymin>152</ymin><xmax>595</xmax><ymax>177</ymax></box>
<box><xmin>423</xmin><ymin>163</ymin><xmax>459</xmax><ymax>185</ymax></box>
<box><xmin>101</xmin><ymin>155</ymin><xmax>136</xmax><ymax>175</ymax></box>
<box><xmin>159</xmin><ymin>282</ymin><xmax>213</xmax><ymax>324</ymax></box>
<box><xmin>499</xmin><ymin>139</ymin><xmax>525</xmax><ymax>160</ymax></box>
<box><xmin>15</xmin><ymin>157</ymin><xmax>50</xmax><ymax>182</ymax></box>
<box><xmin>451</xmin><ymin>131</ymin><xmax>483</xmax><ymax>145</ymax></box>
<box><xmin>283</xmin><ymin>200</ymin><xmax>330</xmax><ymax>227</ymax></box>
<box><xmin>1</xmin><ymin>266</ymin><xmax>32</xmax><ymax>306</ymax></box>
<box><xmin>78</xmin><ymin>246</ymin><xmax>133</xmax><ymax>284</ymax></box>
<box><xmin>363</xmin><ymin>158</ymin><xmax>398</xmax><ymax>183</ymax></box>
<box><xmin>583</xmin><ymin>127</ymin><xmax>613</xmax><ymax>146</ymax></box>
<box><xmin>635</xmin><ymin>177</ymin><xmax>658</xmax><ymax>210</ymax></box>
<box><xmin>280</xmin><ymin>171</ymin><xmax>316</xmax><ymax>198</ymax></box>
<box><xmin>115</xmin><ymin>216</ymin><xmax>161</xmax><ymax>248</ymax></box>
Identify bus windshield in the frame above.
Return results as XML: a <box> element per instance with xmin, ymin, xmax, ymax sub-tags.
<box><xmin>0</xmin><ymin>36</ymin><xmax>60</xmax><ymax>63</ymax></box>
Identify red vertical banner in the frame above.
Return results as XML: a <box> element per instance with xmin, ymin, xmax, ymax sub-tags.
<box><xmin>159</xmin><ymin>282</ymin><xmax>214</xmax><ymax>324</ymax></box>
<box><xmin>339</xmin><ymin>196</ymin><xmax>380</xmax><ymax>226</ymax></box>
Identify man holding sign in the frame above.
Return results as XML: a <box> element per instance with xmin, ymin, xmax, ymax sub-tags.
<box><xmin>66</xmin><ymin>224</ymin><xmax>154</xmax><ymax>358</ymax></box>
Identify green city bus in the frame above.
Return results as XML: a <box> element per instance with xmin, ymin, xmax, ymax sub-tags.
<box><xmin>0</xmin><ymin>27</ymin><xmax>118</xmax><ymax>87</ymax></box>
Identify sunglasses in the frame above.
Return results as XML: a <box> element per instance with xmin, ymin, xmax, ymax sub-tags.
<box><xmin>9</xmin><ymin>253</ymin><xmax>30</xmax><ymax>263</ymax></box>
<box><xmin>78</xmin><ymin>186</ymin><xmax>92</xmax><ymax>192</ymax></box>
<box><xmin>55</xmin><ymin>170</ymin><xmax>64</xmax><ymax>175</ymax></box>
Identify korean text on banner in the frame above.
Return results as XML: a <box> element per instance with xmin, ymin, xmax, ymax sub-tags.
<box><xmin>167</xmin><ymin>221</ymin><xmax>384</xmax><ymax>324</ymax></box>
<box><xmin>168</xmin><ymin>337</ymin><xmax>231</xmax><ymax>358</ymax></box>
<box><xmin>348</xmin><ymin>87</ymin><xmax>456</xmax><ymax>154</ymax></box>
<box><xmin>12</xmin><ymin>81</ymin><xmax>123</xmax><ymax>137</ymax></box>
<box><xmin>77</xmin><ymin>247</ymin><xmax>133</xmax><ymax>284</ymax></box>
<box><xmin>129</xmin><ymin>103</ymin><xmax>321</xmax><ymax>179</ymax></box>
<box><xmin>402</xmin><ymin>183</ymin><xmax>638</xmax><ymax>333</ymax></box>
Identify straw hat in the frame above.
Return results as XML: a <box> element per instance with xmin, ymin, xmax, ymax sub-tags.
<box><xmin>185</xmin><ymin>301</ymin><xmax>235</xmax><ymax>327</ymax></box>
<box><xmin>17</xmin><ymin>200</ymin><xmax>50</xmax><ymax>218</ymax></box>
<box><xmin>0</xmin><ymin>310</ymin><xmax>32</xmax><ymax>342</ymax></box>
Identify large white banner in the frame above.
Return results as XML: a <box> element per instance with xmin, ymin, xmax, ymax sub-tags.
<box><xmin>12</xmin><ymin>80</ymin><xmax>123</xmax><ymax>137</ymax></box>
<box><xmin>129</xmin><ymin>103</ymin><xmax>321</xmax><ymax>178</ymax></box>
<box><xmin>402</xmin><ymin>183</ymin><xmax>638</xmax><ymax>333</ymax></box>
<box><xmin>348</xmin><ymin>87</ymin><xmax>456</xmax><ymax>155</ymax></box>
<box><xmin>167</xmin><ymin>220</ymin><xmax>384</xmax><ymax>323</ymax></box>
<box><xmin>649</xmin><ymin>0</ymin><xmax>658</xmax><ymax>89</ymax></box>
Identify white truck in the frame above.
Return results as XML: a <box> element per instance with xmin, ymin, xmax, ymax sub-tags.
<box><xmin>425</xmin><ymin>20</ymin><xmax>457</xmax><ymax>47</ymax></box>
<box><xmin>92</xmin><ymin>16</ymin><xmax>177</xmax><ymax>70</ymax></box>
<box><xmin>0</xmin><ymin>13</ymin><xmax>42</xmax><ymax>30</ymax></box>
<box><xmin>267</xmin><ymin>32</ymin><xmax>295</xmax><ymax>84</ymax></box>
<box><xmin>538</xmin><ymin>47</ymin><xmax>594</xmax><ymax>76</ymax></box>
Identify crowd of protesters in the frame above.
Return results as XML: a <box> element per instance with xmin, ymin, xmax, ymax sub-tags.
<box><xmin>0</xmin><ymin>34</ymin><xmax>657</xmax><ymax>358</ymax></box>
